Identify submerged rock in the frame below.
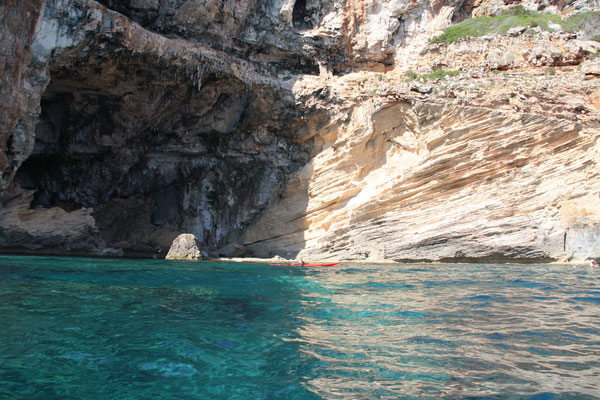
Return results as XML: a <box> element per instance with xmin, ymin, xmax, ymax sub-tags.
<box><xmin>165</xmin><ymin>234</ymin><xmax>206</xmax><ymax>261</ymax></box>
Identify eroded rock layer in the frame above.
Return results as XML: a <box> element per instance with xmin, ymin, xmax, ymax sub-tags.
<box><xmin>243</xmin><ymin>98</ymin><xmax>599</xmax><ymax>262</ymax></box>
<box><xmin>1</xmin><ymin>0</ymin><xmax>599</xmax><ymax>261</ymax></box>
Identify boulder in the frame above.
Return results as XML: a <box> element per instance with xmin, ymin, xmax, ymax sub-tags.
<box><xmin>506</xmin><ymin>26</ymin><xmax>526</xmax><ymax>37</ymax></box>
<box><xmin>562</xmin><ymin>41</ymin><xmax>600</xmax><ymax>64</ymax></box>
<box><xmin>0</xmin><ymin>188</ymin><xmax>112</xmax><ymax>254</ymax></box>
<box><xmin>526</xmin><ymin>45</ymin><xmax>562</xmax><ymax>66</ymax></box>
<box><xmin>580</xmin><ymin>59</ymin><xmax>600</xmax><ymax>76</ymax></box>
<box><xmin>486</xmin><ymin>48</ymin><xmax>515</xmax><ymax>70</ymax></box>
<box><xmin>547</xmin><ymin>22</ymin><xmax>562</xmax><ymax>33</ymax></box>
<box><xmin>165</xmin><ymin>234</ymin><xmax>206</xmax><ymax>261</ymax></box>
<box><xmin>410</xmin><ymin>83</ymin><xmax>433</xmax><ymax>94</ymax></box>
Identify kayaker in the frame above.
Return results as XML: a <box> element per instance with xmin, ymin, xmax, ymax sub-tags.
<box><xmin>590</xmin><ymin>259</ymin><xmax>598</xmax><ymax>268</ymax></box>
<box><xmin>299</xmin><ymin>257</ymin><xmax>305</xmax><ymax>266</ymax></box>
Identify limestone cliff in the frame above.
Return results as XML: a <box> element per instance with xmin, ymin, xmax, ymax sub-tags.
<box><xmin>1</xmin><ymin>0</ymin><xmax>599</xmax><ymax>262</ymax></box>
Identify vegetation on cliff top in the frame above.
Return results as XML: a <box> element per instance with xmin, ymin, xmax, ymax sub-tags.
<box><xmin>404</xmin><ymin>69</ymin><xmax>461</xmax><ymax>81</ymax></box>
<box><xmin>431</xmin><ymin>7</ymin><xmax>600</xmax><ymax>44</ymax></box>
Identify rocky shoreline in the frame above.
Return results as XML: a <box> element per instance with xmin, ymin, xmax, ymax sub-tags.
<box><xmin>0</xmin><ymin>250</ymin><xmax>591</xmax><ymax>266</ymax></box>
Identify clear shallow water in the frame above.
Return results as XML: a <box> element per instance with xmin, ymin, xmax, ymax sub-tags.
<box><xmin>1</xmin><ymin>256</ymin><xmax>599</xmax><ymax>400</ymax></box>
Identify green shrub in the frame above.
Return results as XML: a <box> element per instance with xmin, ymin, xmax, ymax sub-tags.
<box><xmin>561</xmin><ymin>11</ymin><xmax>600</xmax><ymax>33</ymax></box>
<box><xmin>404</xmin><ymin>69</ymin><xmax>461</xmax><ymax>81</ymax></box>
<box><xmin>404</xmin><ymin>70</ymin><xmax>418</xmax><ymax>80</ymax></box>
<box><xmin>562</xmin><ymin>11</ymin><xmax>600</xmax><ymax>41</ymax></box>
<box><xmin>419</xmin><ymin>69</ymin><xmax>461</xmax><ymax>80</ymax></box>
<box><xmin>500</xmin><ymin>5</ymin><xmax>535</xmax><ymax>17</ymax></box>
<box><xmin>430</xmin><ymin>6</ymin><xmax>600</xmax><ymax>44</ymax></box>
<box><xmin>430</xmin><ymin>17</ymin><xmax>495</xmax><ymax>43</ymax></box>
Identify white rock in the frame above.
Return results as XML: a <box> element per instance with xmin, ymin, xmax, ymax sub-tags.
<box><xmin>547</xmin><ymin>22</ymin><xmax>562</xmax><ymax>32</ymax></box>
<box><xmin>165</xmin><ymin>234</ymin><xmax>206</xmax><ymax>261</ymax></box>
<box><xmin>506</xmin><ymin>26</ymin><xmax>527</xmax><ymax>36</ymax></box>
<box><xmin>487</xmin><ymin>48</ymin><xmax>515</xmax><ymax>70</ymax></box>
<box><xmin>580</xmin><ymin>59</ymin><xmax>600</xmax><ymax>75</ymax></box>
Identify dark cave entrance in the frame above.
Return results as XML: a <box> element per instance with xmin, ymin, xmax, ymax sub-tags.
<box><xmin>14</xmin><ymin>94</ymin><xmax>78</xmax><ymax>210</ymax></box>
<box><xmin>10</xmin><ymin>51</ymin><xmax>300</xmax><ymax>256</ymax></box>
<box><xmin>292</xmin><ymin>0</ymin><xmax>313</xmax><ymax>30</ymax></box>
<box><xmin>14</xmin><ymin>91</ymin><xmax>126</xmax><ymax>212</ymax></box>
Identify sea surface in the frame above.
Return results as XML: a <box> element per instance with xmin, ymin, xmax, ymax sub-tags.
<box><xmin>0</xmin><ymin>255</ymin><xmax>599</xmax><ymax>399</ymax></box>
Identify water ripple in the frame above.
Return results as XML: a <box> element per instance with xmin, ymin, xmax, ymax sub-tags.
<box><xmin>0</xmin><ymin>257</ymin><xmax>598</xmax><ymax>399</ymax></box>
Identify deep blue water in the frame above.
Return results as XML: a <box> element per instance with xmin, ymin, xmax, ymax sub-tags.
<box><xmin>0</xmin><ymin>256</ymin><xmax>599</xmax><ymax>399</ymax></box>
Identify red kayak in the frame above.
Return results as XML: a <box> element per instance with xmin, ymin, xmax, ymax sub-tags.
<box><xmin>269</xmin><ymin>262</ymin><xmax>339</xmax><ymax>267</ymax></box>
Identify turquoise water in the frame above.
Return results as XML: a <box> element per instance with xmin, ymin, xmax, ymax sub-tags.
<box><xmin>1</xmin><ymin>256</ymin><xmax>599</xmax><ymax>399</ymax></box>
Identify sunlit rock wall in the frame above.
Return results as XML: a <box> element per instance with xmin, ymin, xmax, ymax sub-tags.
<box><xmin>243</xmin><ymin>97</ymin><xmax>599</xmax><ymax>262</ymax></box>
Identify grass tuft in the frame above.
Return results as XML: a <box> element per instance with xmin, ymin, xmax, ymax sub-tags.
<box><xmin>404</xmin><ymin>69</ymin><xmax>461</xmax><ymax>81</ymax></box>
<box><xmin>430</xmin><ymin>7</ymin><xmax>600</xmax><ymax>44</ymax></box>
<box><xmin>420</xmin><ymin>69</ymin><xmax>462</xmax><ymax>80</ymax></box>
<box><xmin>404</xmin><ymin>70</ymin><xmax>418</xmax><ymax>80</ymax></box>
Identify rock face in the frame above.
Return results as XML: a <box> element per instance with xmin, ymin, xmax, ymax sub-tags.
<box><xmin>1</xmin><ymin>0</ymin><xmax>310</xmax><ymax>256</ymax></box>
<box><xmin>0</xmin><ymin>0</ymin><xmax>45</xmax><ymax>195</ymax></box>
<box><xmin>0</xmin><ymin>187</ymin><xmax>116</xmax><ymax>255</ymax></box>
<box><xmin>165</xmin><ymin>233</ymin><xmax>206</xmax><ymax>260</ymax></box>
<box><xmin>243</xmin><ymin>97</ymin><xmax>599</xmax><ymax>262</ymax></box>
<box><xmin>1</xmin><ymin>0</ymin><xmax>599</xmax><ymax>262</ymax></box>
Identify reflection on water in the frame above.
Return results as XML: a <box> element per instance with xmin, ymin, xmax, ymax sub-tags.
<box><xmin>297</xmin><ymin>265</ymin><xmax>600</xmax><ymax>399</ymax></box>
<box><xmin>0</xmin><ymin>256</ymin><xmax>599</xmax><ymax>399</ymax></box>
